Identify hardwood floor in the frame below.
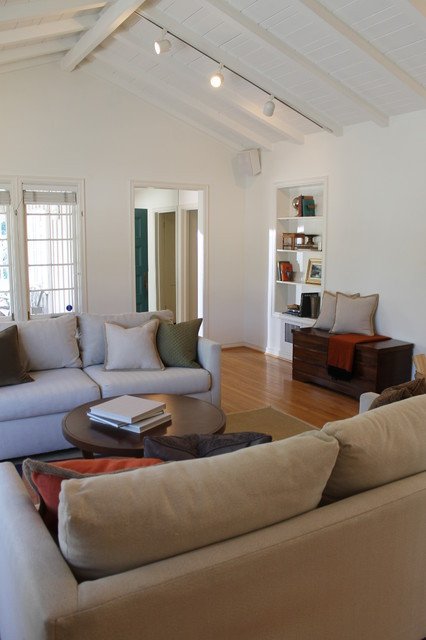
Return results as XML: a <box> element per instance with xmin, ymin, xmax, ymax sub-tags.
<box><xmin>221</xmin><ymin>347</ymin><xmax>358</xmax><ymax>428</ymax></box>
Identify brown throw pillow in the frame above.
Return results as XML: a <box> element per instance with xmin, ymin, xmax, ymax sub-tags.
<box><xmin>369</xmin><ymin>378</ymin><xmax>426</xmax><ymax>410</ymax></box>
<box><xmin>0</xmin><ymin>325</ymin><xmax>33</xmax><ymax>387</ymax></box>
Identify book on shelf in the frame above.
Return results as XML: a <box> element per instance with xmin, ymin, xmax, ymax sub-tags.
<box><xmin>87</xmin><ymin>410</ymin><xmax>172</xmax><ymax>433</ymax></box>
<box><xmin>89</xmin><ymin>394</ymin><xmax>166</xmax><ymax>424</ymax></box>
<box><xmin>277</xmin><ymin>260</ymin><xmax>293</xmax><ymax>282</ymax></box>
<box><xmin>302</xmin><ymin>196</ymin><xmax>315</xmax><ymax>217</ymax></box>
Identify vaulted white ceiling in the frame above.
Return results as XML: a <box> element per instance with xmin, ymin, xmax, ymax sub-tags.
<box><xmin>2</xmin><ymin>0</ymin><xmax>426</xmax><ymax>149</ymax></box>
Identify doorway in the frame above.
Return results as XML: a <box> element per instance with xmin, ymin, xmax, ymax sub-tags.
<box><xmin>132</xmin><ymin>185</ymin><xmax>206</xmax><ymax>326</ymax></box>
<box><xmin>156</xmin><ymin>210</ymin><xmax>176</xmax><ymax>317</ymax></box>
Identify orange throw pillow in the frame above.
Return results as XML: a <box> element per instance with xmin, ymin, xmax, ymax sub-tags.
<box><xmin>23</xmin><ymin>457</ymin><xmax>163</xmax><ymax>534</ymax></box>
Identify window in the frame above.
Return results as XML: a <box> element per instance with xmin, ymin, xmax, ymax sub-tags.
<box><xmin>0</xmin><ymin>179</ymin><xmax>85</xmax><ymax>321</ymax></box>
<box><xmin>0</xmin><ymin>187</ymin><xmax>13</xmax><ymax>319</ymax></box>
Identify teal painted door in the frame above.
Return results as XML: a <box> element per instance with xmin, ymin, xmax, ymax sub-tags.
<box><xmin>134</xmin><ymin>208</ymin><xmax>148</xmax><ymax>311</ymax></box>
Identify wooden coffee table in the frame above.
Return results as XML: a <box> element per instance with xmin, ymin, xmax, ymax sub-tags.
<box><xmin>62</xmin><ymin>394</ymin><xmax>226</xmax><ymax>458</ymax></box>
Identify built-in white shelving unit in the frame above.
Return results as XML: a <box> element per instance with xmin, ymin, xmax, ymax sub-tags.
<box><xmin>270</xmin><ymin>177</ymin><xmax>327</xmax><ymax>360</ymax></box>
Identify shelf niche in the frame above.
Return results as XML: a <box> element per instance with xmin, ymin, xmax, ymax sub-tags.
<box><xmin>272</xmin><ymin>178</ymin><xmax>327</xmax><ymax>360</ymax></box>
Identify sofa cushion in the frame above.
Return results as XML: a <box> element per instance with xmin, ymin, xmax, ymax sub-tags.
<box><xmin>104</xmin><ymin>320</ymin><xmax>164</xmax><ymax>371</ymax></box>
<box><xmin>369</xmin><ymin>378</ymin><xmax>426</xmax><ymax>410</ymax></box>
<box><xmin>23</xmin><ymin>457</ymin><xmax>163</xmax><ymax>533</ymax></box>
<box><xmin>330</xmin><ymin>292</ymin><xmax>379</xmax><ymax>336</ymax></box>
<box><xmin>156</xmin><ymin>318</ymin><xmax>202</xmax><ymax>368</ymax></box>
<box><xmin>58</xmin><ymin>430</ymin><xmax>339</xmax><ymax>580</ymax></box>
<box><xmin>322</xmin><ymin>394</ymin><xmax>426</xmax><ymax>501</ymax></box>
<box><xmin>143</xmin><ymin>432</ymin><xmax>272</xmax><ymax>461</ymax></box>
<box><xmin>0</xmin><ymin>368</ymin><xmax>100</xmax><ymax>421</ymax></box>
<box><xmin>18</xmin><ymin>314</ymin><xmax>81</xmax><ymax>370</ymax></box>
<box><xmin>78</xmin><ymin>311</ymin><xmax>174</xmax><ymax>367</ymax></box>
<box><xmin>0</xmin><ymin>325</ymin><xmax>33</xmax><ymax>387</ymax></box>
<box><xmin>84</xmin><ymin>364</ymin><xmax>211</xmax><ymax>398</ymax></box>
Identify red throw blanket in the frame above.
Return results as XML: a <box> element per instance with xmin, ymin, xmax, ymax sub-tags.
<box><xmin>327</xmin><ymin>334</ymin><xmax>390</xmax><ymax>380</ymax></box>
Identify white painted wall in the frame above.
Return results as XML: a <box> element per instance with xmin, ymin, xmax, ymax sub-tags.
<box><xmin>244</xmin><ymin>110</ymin><xmax>426</xmax><ymax>357</ymax></box>
<box><xmin>0</xmin><ymin>62</ymin><xmax>245</xmax><ymax>345</ymax></box>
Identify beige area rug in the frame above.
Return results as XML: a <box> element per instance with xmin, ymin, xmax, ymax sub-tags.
<box><xmin>225</xmin><ymin>407</ymin><xmax>317</xmax><ymax>441</ymax></box>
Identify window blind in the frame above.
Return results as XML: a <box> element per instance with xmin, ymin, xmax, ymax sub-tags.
<box><xmin>0</xmin><ymin>190</ymin><xmax>11</xmax><ymax>205</ymax></box>
<box><xmin>23</xmin><ymin>189</ymin><xmax>77</xmax><ymax>205</ymax></box>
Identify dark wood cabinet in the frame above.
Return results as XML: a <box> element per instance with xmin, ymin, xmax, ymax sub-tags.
<box><xmin>292</xmin><ymin>328</ymin><xmax>414</xmax><ymax>399</ymax></box>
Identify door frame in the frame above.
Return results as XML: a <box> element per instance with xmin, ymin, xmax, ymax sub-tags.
<box><xmin>129</xmin><ymin>181</ymin><xmax>209</xmax><ymax>335</ymax></box>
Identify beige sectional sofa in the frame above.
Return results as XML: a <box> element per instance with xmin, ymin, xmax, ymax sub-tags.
<box><xmin>0</xmin><ymin>311</ymin><xmax>221</xmax><ymax>460</ymax></box>
<box><xmin>1</xmin><ymin>395</ymin><xmax>426</xmax><ymax>639</ymax></box>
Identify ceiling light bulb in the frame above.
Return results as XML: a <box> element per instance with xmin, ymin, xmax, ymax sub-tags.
<box><xmin>263</xmin><ymin>96</ymin><xmax>275</xmax><ymax>117</ymax></box>
<box><xmin>210</xmin><ymin>64</ymin><xmax>224</xmax><ymax>88</ymax></box>
<box><xmin>154</xmin><ymin>29</ymin><xmax>171</xmax><ymax>55</ymax></box>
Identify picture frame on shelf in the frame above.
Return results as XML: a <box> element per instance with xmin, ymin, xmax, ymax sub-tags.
<box><xmin>305</xmin><ymin>258</ymin><xmax>322</xmax><ymax>285</ymax></box>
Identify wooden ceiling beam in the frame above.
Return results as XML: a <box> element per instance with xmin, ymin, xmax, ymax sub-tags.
<box><xmin>300</xmin><ymin>0</ymin><xmax>426</xmax><ymax>101</ymax></box>
<box><xmin>0</xmin><ymin>54</ymin><xmax>63</xmax><ymax>75</ymax></box>
<box><xmin>204</xmin><ymin>0</ymin><xmax>389</xmax><ymax>126</ymax></box>
<box><xmin>0</xmin><ymin>38</ymin><xmax>77</xmax><ymax>67</ymax></box>
<box><xmin>86</xmin><ymin>57</ymin><xmax>244</xmax><ymax>150</ymax></box>
<box><xmin>0</xmin><ymin>16</ymin><xmax>95</xmax><ymax>47</ymax></box>
<box><xmin>0</xmin><ymin>0</ymin><xmax>106</xmax><ymax>26</ymax></box>
<box><xmin>92</xmin><ymin>47</ymin><xmax>274</xmax><ymax>150</ymax></box>
<box><xmin>61</xmin><ymin>0</ymin><xmax>148</xmax><ymax>71</ymax></box>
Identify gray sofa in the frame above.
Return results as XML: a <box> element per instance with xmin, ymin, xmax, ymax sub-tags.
<box><xmin>1</xmin><ymin>395</ymin><xmax>426</xmax><ymax>639</ymax></box>
<box><xmin>0</xmin><ymin>311</ymin><xmax>221</xmax><ymax>460</ymax></box>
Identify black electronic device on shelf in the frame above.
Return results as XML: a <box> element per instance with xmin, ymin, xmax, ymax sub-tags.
<box><xmin>300</xmin><ymin>292</ymin><xmax>320</xmax><ymax>318</ymax></box>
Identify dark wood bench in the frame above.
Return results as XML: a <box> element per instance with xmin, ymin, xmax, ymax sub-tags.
<box><xmin>292</xmin><ymin>328</ymin><xmax>414</xmax><ymax>399</ymax></box>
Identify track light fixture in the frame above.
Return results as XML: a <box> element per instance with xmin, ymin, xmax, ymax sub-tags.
<box><xmin>210</xmin><ymin>64</ymin><xmax>224</xmax><ymax>88</ymax></box>
<box><xmin>154</xmin><ymin>29</ymin><xmax>171</xmax><ymax>55</ymax></box>
<box><xmin>140</xmin><ymin>12</ymin><xmax>330</xmax><ymax>132</ymax></box>
<box><xmin>263</xmin><ymin>95</ymin><xmax>275</xmax><ymax>117</ymax></box>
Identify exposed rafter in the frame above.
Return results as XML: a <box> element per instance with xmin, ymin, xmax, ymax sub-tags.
<box><xmin>0</xmin><ymin>53</ymin><xmax>63</xmax><ymax>76</ymax></box>
<box><xmin>86</xmin><ymin>56</ymin><xmax>249</xmax><ymax>150</ymax></box>
<box><xmin>0</xmin><ymin>38</ymin><xmax>77</xmax><ymax>68</ymax></box>
<box><xmin>299</xmin><ymin>0</ymin><xmax>426</xmax><ymax>101</ymax></box>
<box><xmin>93</xmin><ymin>47</ymin><xmax>274</xmax><ymax>150</ymax></box>
<box><xmin>0</xmin><ymin>0</ymin><xmax>106</xmax><ymax>26</ymax></box>
<box><xmin>113</xmin><ymin>31</ymin><xmax>305</xmax><ymax>144</ymax></box>
<box><xmin>139</xmin><ymin>7</ymin><xmax>343</xmax><ymax>136</ymax></box>
<box><xmin>0</xmin><ymin>16</ymin><xmax>96</xmax><ymax>48</ymax></box>
<box><xmin>204</xmin><ymin>0</ymin><xmax>389</xmax><ymax>126</ymax></box>
<box><xmin>61</xmin><ymin>0</ymin><xmax>147</xmax><ymax>72</ymax></box>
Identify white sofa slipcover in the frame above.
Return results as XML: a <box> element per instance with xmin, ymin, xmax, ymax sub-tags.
<box><xmin>1</xmin><ymin>397</ymin><xmax>426</xmax><ymax>639</ymax></box>
<box><xmin>0</xmin><ymin>312</ymin><xmax>221</xmax><ymax>460</ymax></box>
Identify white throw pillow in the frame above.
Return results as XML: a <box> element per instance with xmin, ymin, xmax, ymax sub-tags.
<box><xmin>313</xmin><ymin>291</ymin><xmax>337</xmax><ymax>331</ymax></box>
<box><xmin>104</xmin><ymin>320</ymin><xmax>164</xmax><ymax>371</ymax></box>
<box><xmin>78</xmin><ymin>310</ymin><xmax>174</xmax><ymax>367</ymax></box>
<box><xmin>330</xmin><ymin>292</ymin><xmax>379</xmax><ymax>336</ymax></box>
<box><xmin>58</xmin><ymin>430</ymin><xmax>339</xmax><ymax>580</ymax></box>
<box><xmin>18</xmin><ymin>315</ymin><xmax>81</xmax><ymax>371</ymax></box>
<box><xmin>314</xmin><ymin>291</ymin><xmax>360</xmax><ymax>331</ymax></box>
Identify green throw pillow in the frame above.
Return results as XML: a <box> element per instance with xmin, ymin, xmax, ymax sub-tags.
<box><xmin>0</xmin><ymin>325</ymin><xmax>33</xmax><ymax>387</ymax></box>
<box><xmin>156</xmin><ymin>318</ymin><xmax>202</xmax><ymax>368</ymax></box>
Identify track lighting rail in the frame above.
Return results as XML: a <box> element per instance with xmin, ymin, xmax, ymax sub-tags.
<box><xmin>135</xmin><ymin>10</ymin><xmax>331</xmax><ymax>132</ymax></box>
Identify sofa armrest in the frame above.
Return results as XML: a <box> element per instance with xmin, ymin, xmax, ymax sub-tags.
<box><xmin>0</xmin><ymin>463</ymin><xmax>78</xmax><ymax>640</ymax></box>
<box><xmin>197</xmin><ymin>337</ymin><xmax>221</xmax><ymax>408</ymax></box>
<box><xmin>359</xmin><ymin>391</ymin><xmax>379</xmax><ymax>413</ymax></box>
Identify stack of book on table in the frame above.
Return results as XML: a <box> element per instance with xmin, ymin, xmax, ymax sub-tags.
<box><xmin>87</xmin><ymin>395</ymin><xmax>171</xmax><ymax>433</ymax></box>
